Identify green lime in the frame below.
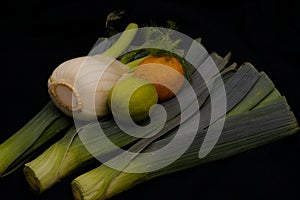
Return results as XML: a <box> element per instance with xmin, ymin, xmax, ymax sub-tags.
<box><xmin>107</xmin><ymin>77</ymin><xmax>158</xmax><ymax>123</ymax></box>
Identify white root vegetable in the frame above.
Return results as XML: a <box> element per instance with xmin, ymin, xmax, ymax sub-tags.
<box><xmin>48</xmin><ymin>56</ymin><xmax>130</xmax><ymax>120</ymax></box>
<box><xmin>47</xmin><ymin>23</ymin><xmax>138</xmax><ymax>121</ymax></box>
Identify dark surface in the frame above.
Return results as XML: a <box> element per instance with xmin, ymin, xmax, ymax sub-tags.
<box><xmin>0</xmin><ymin>0</ymin><xmax>299</xmax><ymax>199</ymax></box>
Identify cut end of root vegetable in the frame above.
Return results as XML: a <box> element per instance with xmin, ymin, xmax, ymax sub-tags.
<box><xmin>71</xmin><ymin>181</ymin><xmax>85</xmax><ymax>200</ymax></box>
<box><xmin>48</xmin><ymin>80</ymin><xmax>82</xmax><ymax>112</ymax></box>
<box><xmin>23</xmin><ymin>166</ymin><xmax>42</xmax><ymax>194</ymax></box>
<box><xmin>47</xmin><ymin>55</ymin><xmax>131</xmax><ymax>121</ymax></box>
<box><xmin>45</xmin><ymin>22</ymin><xmax>138</xmax><ymax>120</ymax></box>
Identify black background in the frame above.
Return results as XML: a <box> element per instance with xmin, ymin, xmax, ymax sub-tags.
<box><xmin>0</xmin><ymin>0</ymin><xmax>299</xmax><ymax>199</ymax></box>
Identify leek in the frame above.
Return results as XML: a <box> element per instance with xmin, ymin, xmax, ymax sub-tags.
<box><xmin>0</xmin><ymin>102</ymin><xmax>72</xmax><ymax>177</ymax></box>
<box><xmin>70</xmin><ymin>63</ymin><xmax>299</xmax><ymax>200</ymax></box>
<box><xmin>23</xmin><ymin>117</ymin><xmax>136</xmax><ymax>193</ymax></box>
<box><xmin>97</xmin><ymin>97</ymin><xmax>298</xmax><ymax>200</ymax></box>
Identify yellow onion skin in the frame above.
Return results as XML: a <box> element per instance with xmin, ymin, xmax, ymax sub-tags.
<box><xmin>48</xmin><ymin>55</ymin><xmax>130</xmax><ymax>121</ymax></box>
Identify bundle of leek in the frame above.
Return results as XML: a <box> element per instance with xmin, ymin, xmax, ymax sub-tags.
<box><xmin>70</xmin><ymin>62</ymin><xmax>299</xmax><ymax>200</ymax></box>
<box><xmin>22</xmin><ymin>21</ymin><xmax>193</xmax><ymax>193</ymax></box>
<box><xmin>22</xmin><ymin>50</ymin><xmax>230</xmax><ymax>193</ymax></box>
<box><xmin>18</xmin><ymin>21</ymin><xmax>298</xmax><ymax>199</ymax></box>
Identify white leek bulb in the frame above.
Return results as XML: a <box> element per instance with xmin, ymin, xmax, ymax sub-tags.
<box><xmin>48</xmin><ymin>55</ymin><xmax>130</xmax><ymax>121</ymax></box>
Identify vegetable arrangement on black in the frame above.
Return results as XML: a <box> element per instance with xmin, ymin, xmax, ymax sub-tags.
<box><xmin>0</xmin><ymin>16</ymin><xmax>299</xmax><ymax>200</ymax></box>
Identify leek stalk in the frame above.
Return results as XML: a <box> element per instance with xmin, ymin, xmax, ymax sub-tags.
<box><xmin>102</xmin><ymin>98</ymin><xmax>298</xmax><ymax>200</ymax></box>
<box><xmin>23</xmin><ymin>117</ymin><xmax>136</xmax><ymax>193</ymax></box>
<box><xmin>70</xmin><ymin>63</ymin><xmax>299</xmax><ymax>200</ymax></box>
<box><xmin>0</xmin><ymin>102</ymin><xmax>72</xmax><ymax>177</ymax></box>
<box><xmin>71</xmin><ymin>92</ymin><xmax>299</xmax><ymax>200</ymax></box>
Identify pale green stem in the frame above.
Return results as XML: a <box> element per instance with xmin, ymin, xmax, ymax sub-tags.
<box><xmin>0</xmin><ymin>102</ymin><xmax>70</xmax><ymax>176</ymax></box>
<box><xmin>102</xmin><ymin>23</ymin><xmax>138</xmax><ymax>58</ymax></box>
